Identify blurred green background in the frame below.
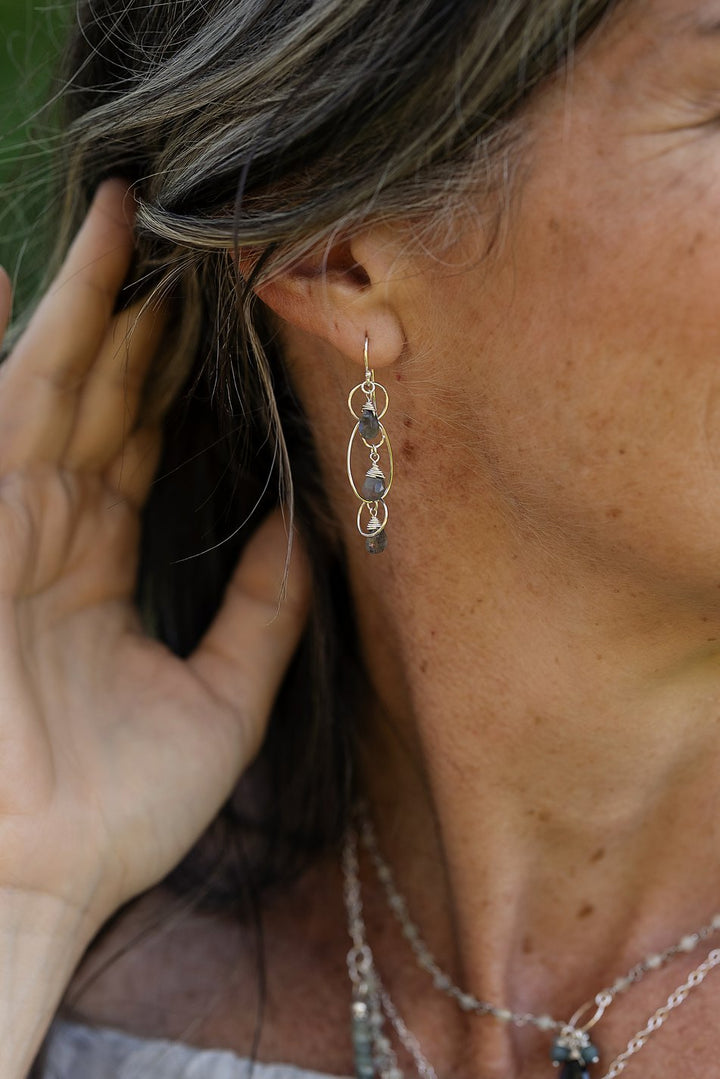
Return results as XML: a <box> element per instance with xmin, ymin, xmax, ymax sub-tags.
<box><xmin>0</xmin><ymin>0</ymin><xmax>72</xmax><ymax>298</ymax></box>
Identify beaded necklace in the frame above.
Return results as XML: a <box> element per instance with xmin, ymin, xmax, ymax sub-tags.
<box><xmin>343</xmin><ymin>816</ymin><xmax>720</xmax><ymax>1079</ymax></box>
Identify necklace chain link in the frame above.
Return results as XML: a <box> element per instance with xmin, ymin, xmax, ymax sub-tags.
<box><xmin>344</xmin><ymin>811</ymin><xmax>720</xmax><ymax>1079</ymax></box>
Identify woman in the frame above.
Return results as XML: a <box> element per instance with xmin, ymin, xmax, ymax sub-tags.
<box><xmin>1</xmin><ymin>0</ymin><xmax>718</xmax><ymax>1075</ymax></box>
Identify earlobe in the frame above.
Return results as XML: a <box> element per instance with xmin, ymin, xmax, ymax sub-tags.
<box><xmin>242</xmin><ymin>232</ymin><xmax>406</xmax><ymax>370</ymax></box>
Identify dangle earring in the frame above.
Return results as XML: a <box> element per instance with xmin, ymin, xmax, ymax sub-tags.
<box><xmin>347</xmin><ymin>336</ymin><xmax>394</xmax><ymax>554</ymax></box>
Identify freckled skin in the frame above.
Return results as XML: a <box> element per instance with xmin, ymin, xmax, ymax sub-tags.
<box><xmin>256</xmin><ymin>4</ymin><xmax>720</xmax><ymax>1077</ymax></box>
<box><xmin>379</xmin><ymin>0</ymin><xmax>720</xmax><ymax>602</ymax></box>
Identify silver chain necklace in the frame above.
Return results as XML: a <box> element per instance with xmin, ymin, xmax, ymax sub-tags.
<box><xmin>343</xmin><ymin>816</ymin><xmax>720</xmax><ymax>1079</ymax></box>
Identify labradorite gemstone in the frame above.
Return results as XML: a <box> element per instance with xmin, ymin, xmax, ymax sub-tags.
<box><xmin>365</xmin><ymin>530</ymin><xmax>388</xmax><ymax>554</ymax></box>
<box><xmin>559</xmin><ymin>1063</ymin><xmax>590</xmax><ymax>1079</ymax></box>
<box><xmin>362</xmin><ymin>473</ymin><xmax>386</xmax><ymax>499</ymax></box>
<box><xmin>359</xmin><ymin>407</ymin><xmax>380</xmax><ymax>439</ymax></box>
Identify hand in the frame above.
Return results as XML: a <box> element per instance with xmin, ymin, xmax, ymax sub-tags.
<box><xmin>0</xmin><ymin>180</ymin><xmax>310</xmax><ymax>931</ymax></box>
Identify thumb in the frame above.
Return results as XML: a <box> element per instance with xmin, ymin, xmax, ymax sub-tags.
<box><xmin>187</xmin><ymin>508</ymin><xmax>311</xmax><ymax>763</ymax></box>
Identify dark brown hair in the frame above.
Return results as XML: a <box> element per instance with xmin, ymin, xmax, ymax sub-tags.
<box><xmin>41</xmin><ymin>0</ymin><xmax>621</xmax><ymax>909</ymax></box>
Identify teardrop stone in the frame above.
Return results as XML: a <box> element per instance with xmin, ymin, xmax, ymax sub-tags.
<box><xmin>359</xmin><ymin>407</ymin><xmax>380</xmax><ymax>439</ymax></box>
<box><xmin>558</xmin><ymin>1062</ymin><xmax>590</xmax><ymax>1079</ymax></box>
<box><xmin>362</xmin><ymin>471</ymin><xmax>386</xmax><ymax>499</ymax></box>
<box><xmin>366</xmin><ymin>529</ymin><xmax>388</xmax><ymax>554</ymax></box>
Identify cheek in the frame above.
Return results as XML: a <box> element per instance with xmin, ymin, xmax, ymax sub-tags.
<box><xmin>509</xmin><ymin>104</ymin><xmax>720</xmax><ymax>457</ymax></box>
<box><xmin>408</xmin><ymin>145</ymin><xmax>720</xmax><ymax>586</ymax></box>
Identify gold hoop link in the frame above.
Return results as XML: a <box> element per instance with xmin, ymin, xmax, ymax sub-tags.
<box><xmin>357</xmin><ymin>500</ymin><xmax>389</xmax><ymax>538</ymax></box>
<box><xmin>346</xmin><ymin>336</ymin><xmax>392</xmax><ymax>552</ymax></box>
<box><xmin>346</xmin><ymin>422</ymin><xmax>394</xmax><ymax>502</ymax></box>
<box><xmin>347</xmin><ymin>380</ymin><xmax>390</xmax><ymax>422</ymax></box>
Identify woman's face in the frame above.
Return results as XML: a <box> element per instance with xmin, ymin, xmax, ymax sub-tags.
<box><xmin>388</xmin><ymin>0</ymin><xmax>720</xmax><ymax>604</ymax></box>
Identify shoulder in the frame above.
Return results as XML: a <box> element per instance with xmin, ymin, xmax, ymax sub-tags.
<box><xmin>63</xmin><ymin>885</ymin><xmax>258</xmax><ymax>1048</ymax></box>
<box><xmin>59</xmin><ymin>860</ymin><xmax>354</xmax><ymax>1074</ymax></box>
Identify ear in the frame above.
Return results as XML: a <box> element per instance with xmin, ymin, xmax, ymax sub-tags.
<box><xmin>242</xmin><ymin>228</ymin><xmax>406</xmax><ymax>369</ymax></box>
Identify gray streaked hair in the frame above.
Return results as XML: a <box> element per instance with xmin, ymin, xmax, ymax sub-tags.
<box><xmin>48</xmin><ymin>0</ymin><xmax>620</xmax><ymax>899</ymax></box>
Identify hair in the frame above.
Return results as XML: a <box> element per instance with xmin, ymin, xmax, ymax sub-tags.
<box><xmin>34</xmin><ymin>0</ymin><xmax>622</xmax><ymax>909</ymax></box>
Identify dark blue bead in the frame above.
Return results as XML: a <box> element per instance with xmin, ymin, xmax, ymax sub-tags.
<box><xmin>559</xmin><ymin>1062</ymin><xmax>590</xmax><ymax>1079</ymax></box>
<box><xmin>581</xmin><ymin>1043</ymin><xmax>599</xmax><ymax>1064</ymax></box>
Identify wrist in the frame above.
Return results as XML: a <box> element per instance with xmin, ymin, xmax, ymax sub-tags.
<box><xmin>0</xmin><ymin>887</ymin><xmax>101</xmax><ymax>1077</ymax></box>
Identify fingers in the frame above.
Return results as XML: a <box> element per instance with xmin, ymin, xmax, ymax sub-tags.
<box><xmin>188</xmin><ymin>510</ymin><xmax>311</xmax><ymax>761</ymax></box>
<box><xmin>0</xmin><ymin>298</ymin><xmax>164</xmax><ymax>472</ymax></box>
<box><xmin>6</xmin><ymin>180</ymin><xmax>134</xmax><ymax>387</ymax></box>
<box><xmin>104</xmin><ymin>426</ymin><xmax>163</xmax><ymax>509</ymax></box>
<box><xmin>64</xmin><ymin>299</ymin><xmax>168</xmax><ymax>470</ymax></box>
<box><xmin>0</xmin><ymin>181</ymin><xmax>135</xmax><ymax>467</ymax></box>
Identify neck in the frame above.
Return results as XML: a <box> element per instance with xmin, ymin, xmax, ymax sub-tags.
<box><xmin>350</xmin><ymin>510</ymin><xmax>720</xmax><ymax>1076</ymax></box>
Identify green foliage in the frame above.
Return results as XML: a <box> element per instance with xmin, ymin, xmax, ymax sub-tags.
<box><xmin>0</xmin><ymin>1</ymin><xmax>72</xmax><ymax>301</ymax></box>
